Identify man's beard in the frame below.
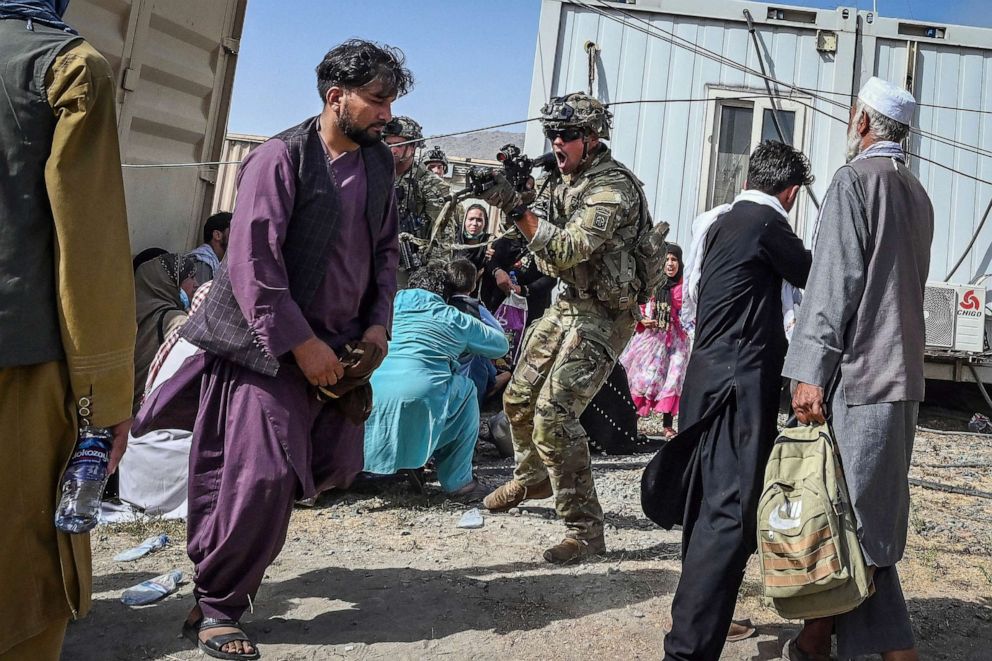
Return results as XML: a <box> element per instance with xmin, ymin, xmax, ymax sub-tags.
<box><xmin>338</xmin><ymin>103</ymin><xmax>382</xmax><ymax>148</ymax></box>
<box><xmin>846</xmin><ymin>120</ymin><xmax>864</xmax><ymax>162</ymax></box>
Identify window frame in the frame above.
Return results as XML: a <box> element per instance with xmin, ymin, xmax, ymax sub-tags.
<box><xmin>698</xmin><ymin>87</ymin><xmax>811</xmax><ymax>231</ymax></box>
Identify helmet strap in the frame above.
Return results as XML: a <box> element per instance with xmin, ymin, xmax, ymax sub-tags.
<box><xmin>580</xmin><ymin>133</ymin><xmax>592</xmax><ymax>164</ymax></box>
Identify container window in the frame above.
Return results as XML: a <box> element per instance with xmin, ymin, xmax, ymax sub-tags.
<box><xmin>711</xmin><ymin>104</ymin><xmax>754</xmax><ymax>206</ymax></box>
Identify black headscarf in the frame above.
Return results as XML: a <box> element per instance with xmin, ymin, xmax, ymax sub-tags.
<box><xmin>0</xmin><ymin>0</ymin><xmax>76</xmax><ymax>33</ymax></box>
<box><xmin>658</xmin><ymin>242</ymin><xmax>684</xmax><ymax>293</ymax></box>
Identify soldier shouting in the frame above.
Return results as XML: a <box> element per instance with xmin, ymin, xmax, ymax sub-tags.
<box><xmin>480</xmin><ymin>92</ymin><xmax>657</xmax><ymax>564</ymax></box>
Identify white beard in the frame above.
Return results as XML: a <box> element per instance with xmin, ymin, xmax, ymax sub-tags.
<box><xmin>846</xmin><ymin>120</ymin><xmax>864</xmax><ymax>162</ymax></box>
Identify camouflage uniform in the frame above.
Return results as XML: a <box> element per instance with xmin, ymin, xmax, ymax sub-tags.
<box><xmin>395</xmin><ymin>162</ymin><xmax>456</xmax><ymax>263</ymax></box>
<box><xmin>504</xmin><ymin>144</ymin><xmax>647</xmax><ymax>541</ymax></box>
<box><xmin>385</xmin><ymin>117</ymin><xmax>457</xmax><ymax>284</ymax></box>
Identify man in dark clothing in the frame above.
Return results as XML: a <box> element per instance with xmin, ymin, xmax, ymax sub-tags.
<box><xmin>659</xmin><ymin>141</ymin><xmax>813</xmax><ymax>660</ymax></box>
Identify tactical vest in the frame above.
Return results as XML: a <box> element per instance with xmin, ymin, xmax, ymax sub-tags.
<box><xmin>545</xmin><ymin>150</ymin><xmax>650</xmax><ymax>312</ymax></box>
<box><xmin>180</xmin><ymin>117</ymin><xmax>395</xmax><ymax>376</ymax></box>
<box><xmin>0</xmin><ymin>21</ymin><xmax>80</xmax><ymax>368</ymax></box>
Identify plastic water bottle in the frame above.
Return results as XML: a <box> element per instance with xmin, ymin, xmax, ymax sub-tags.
<box><xmin>121</xmin><ymin>570</ymin><xmax>184</xmax><ymax>606</ymax></box>
<box><xmin>54</xmin><ymin>426</ymin><xmax>112</xmax><ymax>534</ymax></box>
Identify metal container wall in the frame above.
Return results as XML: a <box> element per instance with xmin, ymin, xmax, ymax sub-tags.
<box><xmin>528</xmin><ymin>0</ymin><xmax>992</xmax><ymax>284</ymax></box>
<box><xmin>65</xmin><ymin>0</ymin><xmax>247</xmax><ymax>255</ymax></box>
<box><xmin>211</xmin><ymin>133</ymin><xmax>266</xmax><ymax>214</ymax></box>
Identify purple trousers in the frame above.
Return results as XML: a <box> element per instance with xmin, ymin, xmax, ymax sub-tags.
<box><xmin>135</xmin><ymin>353</ymin><xmax>364</xmax><ymax>622</ymax></box>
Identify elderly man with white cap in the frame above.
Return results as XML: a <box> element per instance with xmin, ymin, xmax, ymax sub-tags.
<box><xmin>781</xmin><ymin>77</ymin><xmax>934</xmax><ymax>660</ymax></box>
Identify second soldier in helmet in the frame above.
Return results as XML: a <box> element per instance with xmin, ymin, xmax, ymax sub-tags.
<box><xmin>382</xmin><ymin>116</ymin><xmax>457</xmax><ymax>286</ymax></box>
<box><xmin>422</xmin><ymin>145</ymin><xmax>448</xmax><ymax>178</ymax></box>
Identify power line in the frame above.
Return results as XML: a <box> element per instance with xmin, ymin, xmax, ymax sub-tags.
<box><xmin>570</xmin><ymin>0</ymin><xmax>992</xmax><ymax>172</ymax></box>
<box><xmin>570</xmin><ymin>0</ymin><xmax>992</xmax><ymax>160</ymax></box>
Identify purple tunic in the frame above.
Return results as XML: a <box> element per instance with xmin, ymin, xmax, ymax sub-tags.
<box><xmin>229</xmin><ymin>139</ymin><xmax>397</xmax><ymax>356</ymax></box>
<box><xmin>133</xmin><ymin>135</ymin><xmax>398</xmax><ymax>623</ymax></box>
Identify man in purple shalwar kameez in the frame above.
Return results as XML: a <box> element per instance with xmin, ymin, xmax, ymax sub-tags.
<box><xmin>133</xmin><ymin>40</ymin><xmax>413</xmax><ymax>660</ymax></box>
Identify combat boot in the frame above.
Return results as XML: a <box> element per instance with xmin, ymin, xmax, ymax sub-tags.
<box><xmin>543</xmin><ymin>535</ymin><xmax>606</xmax><ymax>565</ymax></box>
<box><xmin>482</xmin><ymin>478</ymin><xmax>553</xmax><ymax>512</ymax></box>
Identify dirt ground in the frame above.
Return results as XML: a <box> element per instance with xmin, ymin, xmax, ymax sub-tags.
<box><xmin>63</xmin><ymin>410</ymin><xmax>992</xmax><ymax>661</ymax></box>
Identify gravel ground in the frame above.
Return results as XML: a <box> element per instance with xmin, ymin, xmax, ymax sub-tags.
<box><xmin>63</xmin><ymin>412</ymin><xmax>992</xmax><ymax>661</ymax></box>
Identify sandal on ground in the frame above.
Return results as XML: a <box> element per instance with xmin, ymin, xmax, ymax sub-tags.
<box><xmin>184</xmin><ymin>616</ymin><xmax>260</xmax><ymax>660</ymax></box>
<box><xmin>781</xmin><ymin>636</ymin><xmax>835</xmax><ymax>661</ymax></box>
<box><xmin>726</xmin><ymin>618</ymin><xmax>756</xmax><ymax>642</ymax></box>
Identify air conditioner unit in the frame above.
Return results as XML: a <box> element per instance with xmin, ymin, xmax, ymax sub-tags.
<box><xmin>924</xmin><ymin>282</ymin><xmax>987</xmax><ymax>352</ymax></box>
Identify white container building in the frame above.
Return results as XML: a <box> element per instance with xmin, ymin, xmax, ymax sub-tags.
<box><xmin>524</xmin><ymin>0</ymin><xmax>992</xmax><ymax>380</ymax></box>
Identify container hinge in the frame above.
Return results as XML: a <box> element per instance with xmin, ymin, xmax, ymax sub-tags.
<box><xmin>122</xmin><ymin>67</ymin><xmax>140</xmax><ymax>92</ymax></box>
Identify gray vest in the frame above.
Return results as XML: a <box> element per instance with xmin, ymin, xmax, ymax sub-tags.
<box><xmin>180</xmin><ymin>117</ymin><xmax>394</xmax><ymax>376</ymax></box>
<box><xmin>0</xmin><ymin>20</ymin><xmax>80</xmax><ymax>368</ymax></box>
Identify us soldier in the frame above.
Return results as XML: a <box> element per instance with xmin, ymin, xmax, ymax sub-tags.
<box><xmin>422</xmin><ymin>145</ymin><xmax>449</xmax><ymax>178</ymax></box>
<box><xmin>479</xmin><ymin>92</ymin><xmax>657</xmax><ymax>564</ymax></box>
<box><xmin>382</xmin><ymin>116</ymin><xmax>454</xmax><ymax>286</ymax></box>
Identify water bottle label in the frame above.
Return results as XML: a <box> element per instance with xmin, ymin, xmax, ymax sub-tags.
<box><xmin>67</xmin><ymin>428</ymin><xmax>111</xmax><ymax>482</ymax></box>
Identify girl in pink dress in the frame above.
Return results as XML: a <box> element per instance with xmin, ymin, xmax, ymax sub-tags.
<box><xmin>620</xmin><ymin>244</ymin><xmax>689</xmax><ymax>438</ymax></box>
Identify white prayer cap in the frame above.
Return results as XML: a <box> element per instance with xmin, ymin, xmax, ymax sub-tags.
<box><xmin>857</xmin><ymin>77</ymin><xmax>916</xmax><ymax>126</ymax></box>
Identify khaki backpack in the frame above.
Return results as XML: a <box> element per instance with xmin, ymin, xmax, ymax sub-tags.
<box><xmin>757</xmin><ymin>423</ymin><xmax>874</xmax><ymax>620</ymax></box>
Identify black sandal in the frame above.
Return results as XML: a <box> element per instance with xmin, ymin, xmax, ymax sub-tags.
<box><xmin>184</xmin><ymin>616</ymin><xmax>260</xmax><ymax>660</ymax></box>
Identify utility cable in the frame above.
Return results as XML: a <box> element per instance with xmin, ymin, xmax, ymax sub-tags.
<box><xmin>571</xmin><ymin>0</ymin><xmax>992</xmax><ymax>160</ymax></box>
<box><xmin>744</xmin><ymin>8</ymin><xmax>822</xmax><ymax>211</ymax></box>
<box><xmin>945</xmin><ymin>197</ymin><xmax>992</xmax><ymax>280</ymax></box>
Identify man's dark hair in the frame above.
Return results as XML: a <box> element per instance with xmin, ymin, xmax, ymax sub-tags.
<box><xmin>316</xmin><ymin>39</ymin><xmax>413</xmax><ymax>103</ymax></box>
<box><xmin>203</xmin><ymin>211</ymin><xmax>232</xmax><ymax>244</ymax></box>
<box><xmin>447</xmin><ymin>258</ymin><xmax>478</xmax><ymax>295</ymax></box>
<box><xmin>746</xmin><ymin>140</ymin><xmax>814</xmax><ymax>196</ymax></box>
<box><xmin>408</xmin><ymin>262</ymin><xmax>454</xmax><ymax>301</ymax></box>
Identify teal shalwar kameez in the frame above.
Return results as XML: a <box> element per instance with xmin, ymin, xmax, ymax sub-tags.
<box><xmin>364</xmin><ymin>289</ymin><xmax>508</xmax><ymax>491</ymax></box>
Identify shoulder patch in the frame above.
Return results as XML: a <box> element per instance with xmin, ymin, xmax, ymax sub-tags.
<box><xmin>593</xmin><ymin>206</ymin><xmax>611</xmax><ymax>231</ymax></box>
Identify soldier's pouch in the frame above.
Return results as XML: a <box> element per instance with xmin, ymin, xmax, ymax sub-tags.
<box><xmin>556</xmin><ymin>327</ymin><xmax>615</xmax><ymax>413</ymax></box>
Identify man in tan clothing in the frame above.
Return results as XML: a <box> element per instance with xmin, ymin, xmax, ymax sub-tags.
<box><xmin>0</xmin><ymin>2</ymin><xmax>135</xmax><ymax>659</ymax></box>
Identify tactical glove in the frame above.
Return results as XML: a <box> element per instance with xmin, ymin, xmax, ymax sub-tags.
<box><xmin>479</xmin><ymin>173</ymin><xmax>525</xmax><ymax>214</ymax></box>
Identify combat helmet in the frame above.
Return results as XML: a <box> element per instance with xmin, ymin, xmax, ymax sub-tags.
<box><xmin>422</xmin><ymin>145</ymin><xmax>448</xmax><ymax>169</ymax></box>
<box><xmin>540</xmin><ymin>92</ymin><xmax>612</xmax><ymax>140</ymax></box>
<box><xmin>382</xmin><ymin>115</ymin><xmax>423</xmax><ymax>141</ymax></box>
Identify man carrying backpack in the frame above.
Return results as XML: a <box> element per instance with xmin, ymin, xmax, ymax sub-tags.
<box><xmin>782</xmin><ymin>77</ymin><xmax>933</xmax><ymax>661</ymax></box>
<box><xmin>658</xmin><ymin>141</ymin><xmax>813</xmax><ymax>660</ymax></box>
<box><xmin>477</xmin><ymin>92</ymin><xmax>659</xmax><ymax>564</ymax></box>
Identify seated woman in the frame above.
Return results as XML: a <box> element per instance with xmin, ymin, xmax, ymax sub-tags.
<box><xmin>363</xmin><ymin>263</ymin><xmax>509</xmax><ymax>501</ymax></box>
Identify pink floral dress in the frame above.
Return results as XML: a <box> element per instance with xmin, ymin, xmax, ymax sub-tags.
<box><xmin>619</xmin><ymin>281</ymin><xmax>690</xmax><ymax>417</ymax></box>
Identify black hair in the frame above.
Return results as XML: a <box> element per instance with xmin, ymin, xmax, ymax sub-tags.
<box><xmin>203</xmin><ymin>211</ymin><xmax>232</xmax><ymax>244</ymax></box>
<box><xmin>316</xmin><ymin>39</ymin><xmax>413</xmax><ymax>103</ymax></box>
<box><xmin>132</xmin><ymin>247</ymin><xmax>168</xmax><ymax>272</ymax></box>
<box><xmin>408</xmin><ymin>262</ymin><xmax>454</xmax><ymax>301</ymax></box>
<box><xmin>746</xmin><ymin>140</ymin><xmax>814</xmax><ymax>196</ymax></box>
<box><xmin>447</xmin><ymin>258</ymin><xmax>478</xmax><ymax>295</ymax></box>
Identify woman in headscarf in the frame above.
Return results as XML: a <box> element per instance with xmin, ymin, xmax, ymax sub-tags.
<box><xmin>132</xmin><ymin>252</ymin><xmax>198</xmax><ymax>413</ymax></box>
<box><xmin>619</xmin><ymin>243</ymin><xmax>689</xmax><ymax>438</ymax></box>
<box><xmin>456</xmin><ymin>203</ymin><xmax>491</xmax><ymax>271</ymax></box>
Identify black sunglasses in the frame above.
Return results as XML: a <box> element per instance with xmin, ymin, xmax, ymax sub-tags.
<box><xmin>544</xmin><ymin>127</ymin><xmax>584</xmax><ymax>143</ymax></box>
